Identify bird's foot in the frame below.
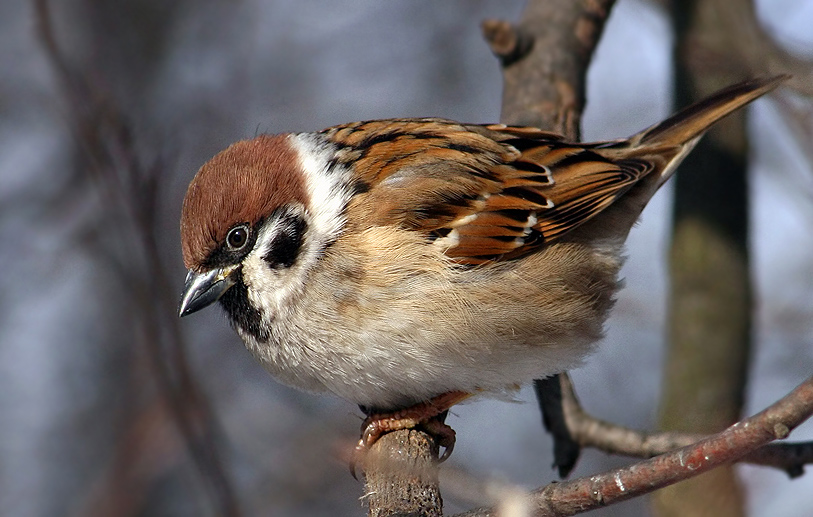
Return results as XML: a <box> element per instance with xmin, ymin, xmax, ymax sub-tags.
<box><xmin>350</xmin><ymin>390</ymin><xmax>471</xmax><ymax>478</ymax></box>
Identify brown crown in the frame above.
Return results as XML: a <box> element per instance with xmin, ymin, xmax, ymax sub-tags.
<box><xmin>180</xmin><ymin>134</ymin><xmax>307</xmax><ymax>270</ymax></box>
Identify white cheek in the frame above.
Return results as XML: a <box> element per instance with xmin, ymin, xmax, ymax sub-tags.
<box><xmin>241</xmin><ymin>226</ymin><xmax>291</xmax><ymax>322</ymax></box>
<box><xmin>241</xmin><ymin>220</ymin><xmax>316</xmax><ymax>323</ymax></box>
<box><xmin>242</xmin><ymin>252</ymin><xmax>282</xmax><ymax>321</ymax></box>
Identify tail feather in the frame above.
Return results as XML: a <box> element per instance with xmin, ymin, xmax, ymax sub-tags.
<box><xmin>575</xmin><ymin>75</ymin><xmax>788</xmax><ymax>245</ymax></box>
<box><xmin>633</xmin><ymin>74</ymin><xmax>789</xmax><ymax>148</ymax></box>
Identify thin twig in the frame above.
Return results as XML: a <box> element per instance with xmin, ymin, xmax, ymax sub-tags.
<box><xmin>557</xmin><ymin>373</ymin><xmax>813</xmax><ymax>478</ymax></box>
<box><xmin>456</xmin><ymin>374</ymin><xmax>813</xmax><ymax>516</ymax></box>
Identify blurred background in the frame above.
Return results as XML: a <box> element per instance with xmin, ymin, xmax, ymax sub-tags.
<box><xmin>1</xmin><ymin>0</ymin><xmax>812</xmax><ymax>515</ymax></box>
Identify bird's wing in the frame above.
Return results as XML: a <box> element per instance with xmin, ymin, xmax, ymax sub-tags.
<box><xmin>323</xmin><ymin>119</ymin><xmax>646</xmax><ymax>264</ymax></box>
<box><xmin>322</xmin><ymin>77</ymin><xmax>787</xmax><ymax>264</ymax></box>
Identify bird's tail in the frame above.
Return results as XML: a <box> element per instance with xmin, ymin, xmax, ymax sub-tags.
<box><xmin>598</xmin><ymin>74</ymin><xmax>789</xmax><ymax>195</ymax></box>
<box><xmin>579</xmin><ymin>75</ymin><xmax>787</xmax><ymax>245</ymax></box>
<box><xmin>632</xmin><ymin>74</ymin><xmax>789</xmax><ymax>149</ymax></box>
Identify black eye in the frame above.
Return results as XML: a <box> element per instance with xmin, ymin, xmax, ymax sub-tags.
<box><xmin>226</xmin><ymin>225</ymin><xmax>249</xmax><ymax>251</ymax></box>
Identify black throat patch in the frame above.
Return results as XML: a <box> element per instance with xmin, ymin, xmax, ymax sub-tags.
<box><xmin>218</xmin><ymin>269</ymin><xmax>270</xmax><ymax>342</ymax></box>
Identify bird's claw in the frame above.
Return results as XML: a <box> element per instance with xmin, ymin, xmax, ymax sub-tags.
<box><xmin>349</xmin><ymin>414</ymin><xmax>457</xmax><ymax>479</ymax></box>
<box><xmin>349</xmin><ymin>391</ymin><xmax>470</xmax><ymax>479</ymax></box>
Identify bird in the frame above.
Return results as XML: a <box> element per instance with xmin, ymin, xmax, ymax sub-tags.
<box><xmin>178</xmin><ymin>75</ymin><xmax>786</xmax><ymax>467</ymax></box>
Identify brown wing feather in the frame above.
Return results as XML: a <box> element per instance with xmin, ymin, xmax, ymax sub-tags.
<box><xmin>446</xmin><ymin>133</ymin><xmax>645</xmax><ymax>263</ymax></box>
<box><xmin>325</xmin><ymin>119</ymin><xmax>649</xmax><ymax>265</ymax></box>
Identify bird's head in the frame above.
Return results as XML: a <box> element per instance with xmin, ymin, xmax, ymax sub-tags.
<box><xmin>178</xmin><ymin>133</ymin><xmax>350</xmax><ymax>338</ymax></box>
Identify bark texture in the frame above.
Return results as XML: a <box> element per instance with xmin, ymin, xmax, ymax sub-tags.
<box><xmin>365</xmin><ymin>430</ymin><xmax>443</xmax><ymax>517</ymax></box>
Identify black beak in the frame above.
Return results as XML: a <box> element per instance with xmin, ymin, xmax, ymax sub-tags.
<box><xmin>178</xmin><ymin>266</ymin><xmax>238</xmax><ymax>317</ymax></box>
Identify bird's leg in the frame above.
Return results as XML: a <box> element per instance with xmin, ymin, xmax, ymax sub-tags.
<box><xmin>352</xmin><ymin>390</ymin><xmax>471</xmax><ymax>477</ymax></box>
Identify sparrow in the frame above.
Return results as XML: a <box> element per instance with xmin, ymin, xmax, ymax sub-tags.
<box><xmin>179</xmin><ymin>75</ymin><xmax>786</xmax><ymax>464</ymax></box>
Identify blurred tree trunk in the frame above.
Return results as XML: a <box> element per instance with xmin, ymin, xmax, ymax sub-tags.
<box><xmin>654</xmin><ymin>1</ymin><xmax>754</xmax><ymax>515</ymax></box>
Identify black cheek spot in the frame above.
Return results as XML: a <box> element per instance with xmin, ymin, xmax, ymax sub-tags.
<box><xmin>263</xmin><ymin>216</ymin><xmax>307</xmax><ymax>269</ymax></box>
<box><xmin>218</xmin><ymin>271</ymin><xmax>270</xmax><ymax>342</ymax></box>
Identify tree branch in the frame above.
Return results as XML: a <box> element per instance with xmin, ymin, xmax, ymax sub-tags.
<box><xmin>363</xmin><ymin>430</ymin><xmax>443</xmax><ymax>517</ymax></box>
<box><xmin>456</xmin><ymin>373</ymin><xmax>813</xmax><ymax>516</ymax></box>
<box><xmin>484</xmin><ymin>0</ymin><xmax>617</xmax><ymax>134</ymax></box>
<box><xmin>556</xmin><ymin>373</ymin><xmax>813</xmax><ymax>478</ymax></box>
